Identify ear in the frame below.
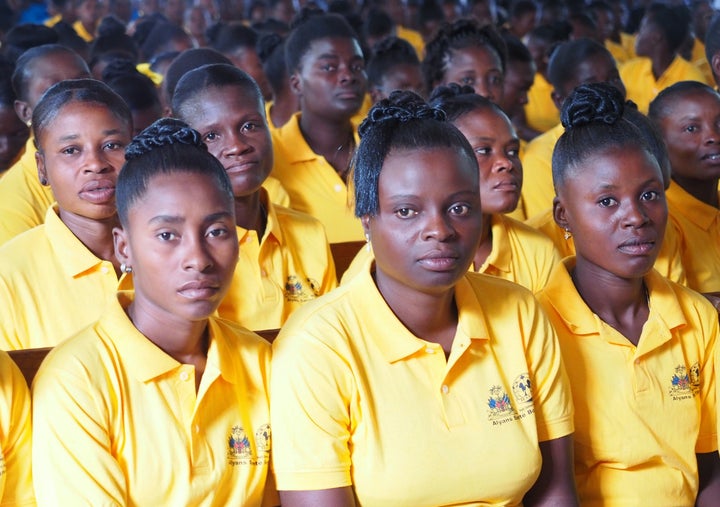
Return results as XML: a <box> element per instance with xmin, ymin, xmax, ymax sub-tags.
<box><xmin>550</xmin><ymin>89</ymin><xmax>564</xmax><ymax>111</ymax></box>
<box><xmin>35</xmin><ymin>152</ymin><xmax>48</xmax><ymax>186</ymax></box>
<box><xmin>113</xmin><ymin>226</ymin><xmax>132</xmax><ymax>267</ymax></box>
<box><xmin>369</xmin><ymin>86</ymin><xmax>384</xmax><ymax>104</ymax></box>
<box><xmin>712</xmin><ymin>53</ymin><xmax>720</xmax><ymax>88</ymax></box>
<box><xmin>361</xmin><ymin>215</ymin><xmax>371</xmax><ymax>238</ymax></box>
<box><xmin>552</xmin><ymin>195</ymin><xmax>570</xmax><ymax>232</ymax></box>
<box><xmin>289</xmin><ymin>72</ymin><xmax>302</xmax><ymax>96</ymax></box>
<box><xmin>14</xmin><ymin>100</ymin><xmax>31</xmax><ymax>126</ymax></box>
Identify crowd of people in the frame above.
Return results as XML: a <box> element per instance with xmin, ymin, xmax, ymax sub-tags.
<box><xmin>0</xmin><ymin>0</ymin><xmax>719</xmax><ymax>504</ymax></box>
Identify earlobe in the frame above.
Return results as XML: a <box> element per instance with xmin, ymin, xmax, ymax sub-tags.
<box><xmin>289</xmin><ymin>73</ymin><xmax>302</xmax><ymax>96</ymax></box>
<box><xmin>712</xmin><ymin>53</ymin><xmax>720</xmax><ymax>86</ymax></box>
<box><xmin>35</xmin><ymin>152</ymin><xmax>48</xmax><ymax>186</ymax></box>
<box><xmin>14</xmin><ymin>100</ymin><xmax>31</xmax><ymax>126</ymax></box>
<box><xmin>551</xmin><ymin>90</ymin><xmax>564</xmax><ymax>111</ymax></box>
<box><xmin>361</xmin><ymin>215</ymin><xmax>371</xmax><ymax>235</ymax></box>
<box><xmin>553</xmin><ymin>196</ymin><xmax>569</xmax><ymax>231</ymax></box>
<box><xmin>113</xmin><ymin>227</ymin><xmax>131</xmax><ymax>266</ymax></box>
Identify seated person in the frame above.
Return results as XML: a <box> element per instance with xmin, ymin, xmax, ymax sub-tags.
<box><xmin>366</xmin><ymin>36</ymin><xmax>424</xmax><ymax>103</ymax></box>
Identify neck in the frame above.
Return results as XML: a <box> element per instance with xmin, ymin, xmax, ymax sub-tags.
<box><xmin>234</xmin><ymin>190</ymin><xmax>266</xmax><ymax>236</ymax></box>
<box><xmin>650</xmin><ymin>51</ymin><xmax>674</xmax><ymax>80</ymax></box>
<box><xmin>299</xmin><ymin>111</ymin><xmax>355</xmax><ymax>176</ymax></box>
<box><xmin>472</xmin><ymin>213</ymin><xmax>493</xmax><ymax>270</ymax></box>
<box><xmin>270</xmin><ymin>90</ymin><xmax>300</xmax><ymax>128</ymax></box>
<box><xmin>672</xmin><ymin>175</ymin><xmax>720</xmax><ymax>208</ymax></box>
<box><xmin>59</xmin><ymin>209</ymin><xmax>120</xmax><ymax>269</ymax></box>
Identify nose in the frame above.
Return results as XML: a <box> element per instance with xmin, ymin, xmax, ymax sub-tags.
<box><xmin>83</xmin><ymin>148</ymin><xmax>111</xmax><ymax>173</ymax></box>
<box><xmin>422</xmin><ymin>210</ymin><xmax>457</xmax><ymax>242</ymax></box>
<box><xmin>491</xmin><ymin>153</ymin><xmax>514</xmax><ymax>173</ymax></box>
<box><xmin>338</xmin><ymin>63</ymin><xmax>357</xmax><ymax>84</ymax></box>
<box><xmin>706</xmin><ymin>123</ymin><xmax>720</xmax><ymax>145</ymax></box>
<box><xmin>182</xmin><ymin>234</ymin><xmax>214</xmax><ymax>272</ymax></box>
<box><xmin>225</xmin><ymin>131</ymin><xmax>253</xmax><ymax>157</ymax></box>
<box><xmin>622</xmin><ymin>199</ymin><xmax>649</xmax><ymax>228</ymax></box>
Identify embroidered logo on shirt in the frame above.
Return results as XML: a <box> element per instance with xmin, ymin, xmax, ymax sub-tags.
<box><xmin>227</xmin><ymin>424</ymin><xmax>271</xmax><ymax>466</ymax></box>
<box><xmin>488</xmin><ymin>373</ymin><xmax>535</xmax><ymax>426</ymax></box>
<box><xmin>669</xmin><ymin>363</ymin><xmax>701</xmax><ymax>400</ymax></box>
<box><xmin>284</xmin><ymin>276</ymin><xmax>318</xmax><ymax>302</ymax></box>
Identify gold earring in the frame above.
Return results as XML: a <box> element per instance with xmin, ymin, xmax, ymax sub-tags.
<box><xmin>365</xmin><ymin>233</ymin><xmax>371</xmax><ymax>252</ymax></box>
<box><xmin>563</xmin><ymin>228</ymin><xmax>572</xmax><ymax>240</ymax></box>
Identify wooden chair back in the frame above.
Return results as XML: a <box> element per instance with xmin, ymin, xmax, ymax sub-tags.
<box><xmin>330</xmin><ymin>241</ymin><xmax>364</xmax><ymax>280</ymax></box>
<box><xmin>8</xmin><ymin>347</ymin><xmax>52</xmax><ymax>387</ymax></box>
<box><xmin>255</xmin><ymin>328</ymin><xmax>280</xmax><ymax>343</ymax></box>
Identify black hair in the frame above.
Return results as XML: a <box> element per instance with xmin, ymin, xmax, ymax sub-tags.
<box><xmin>207</xmin><ymin>22</ymin><xmax>259</xmax><ymax>53</ymax></box>
<box><xmin>251</xmin><ymin>18</ymin><xmax>290</xmax><ymax>35</ymax></box>
<box><xmin>623</xmin><ymin>101</ymin><xmax>671</xmax><ymax>188</ymax></box>
<box><xmin>172</xmin><ymin>63</ymin><xmax>263</xmax><ymax>120</ymax></box>
<box><xmin>89</xmin><ymin>16</ymin><xmax>139</xmax><ymax>63</ymax></box>
<box><xmin>257</xmin><ymin>32</ymin><xmax>287</xmax><ymax>95</ymax></box>
<box><xmin>117</xmin><ymin>117</ymin><xmax>233</xmax><ymax>226</ymax></box>
<box><xmin>364</xmin><ymin>8</ymin><xmax>395</xmax><ymax>42</ymax></box>
<box><xmin>352</xmin><ymin>90</ymin><xmax>477</xmax><ymax>217</ymax></box>
<box><xmin>11</xmin><ymin>44</ymin><xmax>89</xmax><ymax>102</ymax></box>
<box><xmin>510</xmin><ymin>0</ymin><xmax>537</xmax><ymax>20</ymax></box>
<box><xmin>367</xmin><ymin>37</ymin><xmax>421</xmax><ymax>88</ymax></box>
<box><xmin>0</xmin><ymin>60</ymin><xmax>17</xmax><ymax>108</ymax></box>
<box><xmin>102</xmin><ymin>58</ymin><xmax>161</xmax><ymax>111</ymax></box>
<box><xmin>52</xmin><ymin>21</ymin><xmax>90</xmax><ymax>58</ymax></box>
<box><xmin>163</xmin><ymin>48</ymin><xmax>233</xmax><ymax>104</ymax></box>
<box><xmin>644</xmin><ymin>3</ymin><xmax>690</xmax><ymax>54</ymax></box>
<box><xmin>31</xmin><ymin>78</ymin><xmax>132</xmax><ymax>148</ymax></box>
<box><xmin>552</xmin><ymin>82</ymin><xmax>651</xmax><ymax>189</ymax></box>
<box><xmin>285</xmin><ymin>12</ymin><xmax>360</xmax><ymax>73</ymax></box>
<box><xmin>503</xmin><ymin>32</ymin><xmax>533</xmax><ymax>65</ymax></box>
<box><xmin>418</xmin><ymin>0</ymin><xmax>445</xmax><ymax>27</ymax></box>
<box><xmin>2</xmin><ymin>24</ymin><xmax>59</xmax><ymax>64</ymax></box>
<box><xmin>546</xmin><ymin>38</ymin><xmax>614</xmax><ymax>91</ymax></box>
<box><xmin>136</xmin><ymin>20</ymin><xmax>190</xmax><ymax>61</ymax></box>
<box><xmin>705</xmin><ymin>13</ymin><xmax>720</xmax><ymax>65</ymax></box>
<box><xmin>429</xmin><ymin>82</ymin><xmax>506</xmax><ymax>121</ymax></box>
<box><xmin>422</xmin><ymin>18</ymin><xmax>508</xmax><ymax>93</ymax></box>
<box><xmin>648</xmin><ymin>80</ymin><xmax>719</xmax><ymax>125</ymax></box>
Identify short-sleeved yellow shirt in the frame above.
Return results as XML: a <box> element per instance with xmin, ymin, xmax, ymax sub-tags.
<box><xmin>0</xmin><ymin>351</ymin><xmax>34</xmax><ymax>506</ymax></box>
<box><xmin>0</xmin><ymin>206</ymin><xmax>129</xmax><ymax>350</ymax></box>
<box><xmin>72</xmin><ymin>20</ymin><xmax>94</xmax><ymax>41</ymax></box>
<box><xmin>666</xmin><ymin>182</ymin><xmax>720</xmax><ymax>293</ymax></box>
<box><xmin>527</xmin><ymin>208</ymin><xmax>687</xmax><ymax>285</ymax></box>
<box><xmin>520</xmin><ymin>122</ymin><xmax>564</xmax><ymax>220</ymax></box>
<box><xmin>605</xmin><ymin>39</ymin><xmax>631</xmax><ymax>64</ymax></box>
<box><xmin>271</xmin><ymin>266</ymin><xmax>574</xmax><ymax>505</ymax></box>
<box><xmin>270</xmin><ymin>113</ymin><xmax>364</xmax><ymax>243</ymax></box>
<box><xmin>0</xmin><ymin>137</ymin><xmax>54</xmax><ymax>247</ymax></box>
<box><xmin>32</xmin><ymin>294</ymin><xmax>276</xmax><ymax>506</ymax></box>
<box><xmin>396</xmin><ymin>25</ymin><xmax>425</xmax><ymax>60</ymax></box>
<box><xmin>218</xmin><ymin>191</ymin><xmax>337</xmax><ymax>330</ymax></box>
<box><xmin>620</xmin><ymin>55</ymin><xmax>709</xmax><ymax>114</ymax></box>
<box><xmin>524</xmin><ymin>73</ymin><xmax>560</xmax><ymax>134</ymax></box>
<box><xmin>538</xmin><ymin>260</ymin><xmax>718</xmax><ymax>506</ymax></box>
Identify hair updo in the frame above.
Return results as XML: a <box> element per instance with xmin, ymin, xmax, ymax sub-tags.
<box><xmin>117</xmin><ymin>118</ymin><xmax>234</xmax><ymax>226</ymax></box>
<box><xmin>428</xmin><ymin>82</ymin><xmax>505</xmax><ymax>122</ymax></box>
<box><xmin>552</xmin><ymin>82</ymin><xmax>653</xmax><ymax>189</ymax></box>
<box><xmin>352</xmin><ymin>90</ymin><xmax>477</xmax><ymax>217</ymax></box>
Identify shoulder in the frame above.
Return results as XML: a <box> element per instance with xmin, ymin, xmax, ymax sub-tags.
<box><xmin>0</xmin><ymin>224</ymin><xmax>52</xmax><ymax>277</ymax></box>
<box><xmin>464</xmin><ymin>271</ymin><xmax>538</xmax><ymax>308</ymax></box>
<box><xmin>273</xmin><ymin>203</ymin><xmax>326</xmax><ymax>229</ymax></box>
<box><xmin>211</xmin><ymin>317</ymin><xmax>272</xmax><ymax>353</ymax></box>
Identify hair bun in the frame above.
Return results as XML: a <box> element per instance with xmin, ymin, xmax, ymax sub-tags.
<box><xmin>125</xmin><ymin>118</ymin><xmax>206</xmax><ymax>160</ymax></box>
<box><xmin>561</xmin><ymin>82</ymin><xmax>625</xmax><ymax>130</ymax></box>
<box><xmin>257</xmin><ymin>32</ymin><xmax>283</xmax><ymax>62</ymax></box>
<box><xmin>360</xmin><ymin>90</ymin><xmax>446</xmax><ymax>137</ymax></box>
<box><xmin>427</xmin><ymin>82</ymin><xmax>475</xmax><ymax>103</ymax></box>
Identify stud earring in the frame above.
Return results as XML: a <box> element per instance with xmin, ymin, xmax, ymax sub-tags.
<box><xmin>364</xmin><ymin>233</ymin><xmax>371</xmax><ymax>252</ymax></box>
<box><xmin>120</xmin><ymin>263</ymin><xmax>133</xmax><ymax>274</ymax></box>
<box><xmin>40</xmin><ymin>177</ymin><xmax>48</xmax><ymax>185</ymax></box>
<box><xmin>563</xmin><ymin>228</ymin><xmax>572</xmax><ymax>240</ymax></box>
<box><xmin>26</xmin><ymin>120</ymin><xmax>31</xmax><ymax>128</ymax></box>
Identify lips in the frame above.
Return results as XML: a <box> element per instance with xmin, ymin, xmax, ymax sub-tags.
<box><xmin>177</xmin><ymin>279</ymin><xmax>221</xmax><ymax>300</ymax></box>
<box><xmin>493</xmin><ymin>179</ymin><xmax>520</xmax><ymax>191</ymax></box>
<box><xmin>417</xmin><ymin>250</ymin><xmax>461</xmax><ymax>271</ymax></box>
<box><xmin>617</xmin><ymin>238</ymin><xmax>656</xmax><ymax>255</ymax></box>
<box><xmin>336</xmin><ymin>89</ymin><xmax>362</xmax><ymax>101</ymax></box>
<box><xmin>225</xmin><ymin>160</ymin><xmax>259</xmax><ymax>174</ymax></box>
<box><xmin>78</xmin><ymin>178</ymin><xmax>116</xmax><ymax>204</ymax></box>
<box><xmin>700</xmin><ymin>152</ymin><xmax>720</xmax><ymax>163</ymax></box>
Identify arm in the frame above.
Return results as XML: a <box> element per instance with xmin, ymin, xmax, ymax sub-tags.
<box><xmin>279</xmin><ymin>487</ymin><xmax>356</xmax><ymax>507</ymax></box>
<box><xmin>523</xmin><ymin>435</ymin><xmax>579</xmax><ymax>507</ymax></box>
<box><xmin>696</xmin><ymin>452</ymin><xmax>720</xmax><ymax>507</ymax></box>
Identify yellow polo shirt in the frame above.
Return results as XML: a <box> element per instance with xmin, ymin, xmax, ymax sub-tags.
<box><xmin>538</xmin><ymin>259</ymin><xmax>718</xmax><ymax>507</ymax></box>
<box><xmin>396</xmin><ymin>25</ymin><xmax>425</xmax><ymax>59</ymax></box>
<box><xmin>690</xmin><ymin>38</ymin><xmax>714</xmax><ymax>86</ymax></box>
<box><xmin>218</xmin><ymin>191</ymin><xmax>337</xmax><ymax>331</ymax></box>
<box><xmin>520</xmin><ymin>122</ymin><xmax>564</xmax><ymax>220</ymax></box>
<box><xmin>620</xmin><ymin>55</ymin><xmax>709</xmax><ymax>113</ymax></box>
<box><xmin>271</xmin><ymin>266</ymin><xmax>574</xmax><ymax>505</ymax></box>
<box><xmin>270</xmin><ymin>113</ymin><xmax>364</xmax><ymax>243</ymax></box>
<box><xmin>527</xmin><ymin>208</ymin><xmax>687</xmax><ymax>285</ymax></box>
<box><xmin>524</xmin><ymin>73</ymin><xmax>560</xmax><ymax>134</ymax></box>
<box><xmin>0</xmin><ymin>206</ymin><xmax>129</xmax><ymax>350</ymax></box>
<box><xmin>32</xmin><ymin>293</ymin><xmax>276</xmax><ymax>506</ymax></box>
<box><xmin>0</xmin><ymin>351</ymin><xmax>34</xmax><ymax>506</ymax></box>
<box><xmin>605</xmin><ymin>39</ymin><xmax>631</xmax><ymax>64</ymax></box>
<box><xmin>0</xmin><ymin>137</ymin><xmax>54</xmax><ymax>247</ymax></box>
<box><xmin>261</xmin><ymin>176</ymin><xmax>290</xmax><ymax>208</ymax></box>
<box><xmin>666</xmin><ymin>182</ymin><xmax>720</xmax><ymax>293</ymax></box>
<box><xmin>620</xmin><ymin>32</ymin><xmax>636</xmax><ymax>60</ymax></box>
<box><xmin>72</xmin><ymin>20</ymin><xmax>94</xmax><ymax>41</ymax></box>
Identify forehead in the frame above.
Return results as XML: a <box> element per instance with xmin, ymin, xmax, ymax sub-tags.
<box><xmin>661</xmin><ymin>89</ymin><xmax>720</xmax><ymax>116</ymax></box>
<box><xmin>39</xmin><ymin>101</ymin><xmax>128</xmax><ymax>139</ymax></box>
<box><xmin>190</xmin><ymin>85</ymin><xmax>264</xmax><ymax>118</ymax></box>
<box><xmin>133</xmin><ymin>171</ymin><xmax>230</xmax><ymax>215</ymax></box>
<box><xmin>456</xmin><ymin>106</ymin><xmax>514</xmax><ymax>134</ymax></box>
<box><xmin>570</xmin><ymin>145</ymin><xmax>661</xmax><ymax>183</ymax></box>
<box><xmin>447</xmin><ymin>44</ymin><xmax>501</xmax><ymax>69</ymax></box>
<box><xmin>380</xmin><ymin>146</ymin><xmax>478</xmax><ymax>188</ymax></box>
<box><xmin>302</xmin><ymin>36</ymin><xmax>363</xmax><ymax>63</ymax></box>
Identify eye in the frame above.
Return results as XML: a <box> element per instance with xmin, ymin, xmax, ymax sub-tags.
<box><xmin>460</xmin><ymin>76</ymin><xmax>475</xmax><ymax>86</ymax></box>
<box><xmin>394</xmin><ymin>207</ymin><xmax>417</xmax><ymax>218</ymax></box>
<box><xmin>351</xmin><ymin>62</ymin><xmax>365</xmax><ymax>73</ymax></box>
<box><xmin>207</xmin><ymin>226</ymin><xmax>230</xmax><ymax>238</ymax></box>
<box><xmin>61</xmin><ymin>146</ymin><xmax>79</xmax><ymax>155</ymax></box>
<box><xmin>489</xmin><ymin>75</ymin><xmax>503</xmax><ymax>86</ymax></box>
<box><xmin>104</xmin><ymin>141</ymin><xmax>124</xmax><ymax>151</ymax></box>
<box><xmin>241</xmin><ymin>122</ymin><xmax>259</xmax><ymax>133</ymax></box>
<box><xmin>474</xmin><ymin>146</ymin><xmax>491</xmax><ymax>155</ymax></box>
<box><xmin>203</xmin><ymin>131</ymin><xmax>219</xmax><ymax>142</ymax></box>
<box><xmin>321</xmin><ymin>63</ymin><xmax>337</xmax><ymax>72</ymax></box>
<box><xmin>506</xmin><ymin>147</ymin><xmax>520</xmax><ymax>157</ymax></box>
<box><xmin>157</xmin><ymin>231</ymin><xmax>177</xmax><ymax>241</ymax></box>
<box><xmin>598</xmin><ymin>197</ymin><xmax>617</xmax><ymax>207</ymax></box>
<box><xmin>641</xmin><ymin>190</ymin><xmax>661</xmax><ymax>201</ymax></box>
<box><xmin>449</xmin><ymin>203</ymin><xmax>471</xmax><ymax>216</ymax></box>
<box><xmin>684</xmin><ymin>125</ymin><xmax>698</xmax><ymax>133</ymax></box>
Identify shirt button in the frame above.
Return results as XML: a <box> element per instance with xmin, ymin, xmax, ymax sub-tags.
<box><xmin>441</xmin><ymin>385</ymin><xmax>449</xmax><ymax>394</ymax></box>
<box><xmin>245</xmin><ymin>236</ymin><xmax>253</xmax><ymax>243</ymax></box>
<box><xmin>101</xmin><ymin>266</ymin><xmax>109</xmax><ymax>274</ymax></box>
<box><xmin>425</xmin><ymin>347</ymin><xmax>435</xmax><ymax>354</ymax></box>
<box><xmin>261</xmin><ymin>269</ymin><xmax>267</xmax><ymax>277</ymax></box>
<box><xmin>194</xmin><ymin>424</ymin><xmax>200</xmax><ymax>434</ymax></box>
<box><xmin>334</xmin><ymin>184</ymin><xmax>342</xmax><ymax>192</ymax></box>
<box><xmin>180</xmin><ymin>371</ymin><xmax>190</xmax><ymax>381</ymax></box>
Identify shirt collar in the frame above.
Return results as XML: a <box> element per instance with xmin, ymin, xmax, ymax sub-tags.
<box><xmin>236</xmin><ymin>188</ymin><xmax>284</xmax><ymax>246</ymax></box>
<box><xmin>45</xmin><ymin>205</ymin><xmax>110</xmax><ymax>278</ymax></box>
<box><xmin>481</xmin><ymin>214</ymin><xmax>512</xmax><ymax>274</ymax></box>
<box><xmin>666</xmin><ymin>181</ymin><xmax>720</xmax><ymax>231</ymax></box>
<box><xmin>275</xmin><ymin>112</ymin><xmax>360</xmax><ymax>165</ymax></box>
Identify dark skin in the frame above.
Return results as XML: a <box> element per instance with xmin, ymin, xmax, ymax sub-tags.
<box><xmin>635</xmin><ymin>16</ymin><xmax>675</xmax><ymax>80</ymax></box>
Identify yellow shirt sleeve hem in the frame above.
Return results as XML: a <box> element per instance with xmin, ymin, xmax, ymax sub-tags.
<box><xmin>536</xmin><ymin>414</ymin><xmax>574</xmax><ymax>442</ymax></box>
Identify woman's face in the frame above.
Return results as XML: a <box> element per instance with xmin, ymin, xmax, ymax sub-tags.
<box><xmin>452</xmin><ymin>107</ymin><xmax>522</xmax><ymax>215</ymax></box>
<box><xmin>442</xmin><ymin>45</ymin><xmax>505</xmax><ymax>105</ymax></box>
<box><xmin>36</xmin><ymin>101</ymin><xmax>131</xmax><ymax>221</ymax></box>
<box><xmin>371</xmin><ymin>63</ymin><xmax>425</xmax><ymax>103</ymax></box>
<box><xmin>292</xmin><ymin>36</ymin><xmax>367</xmax><ymax>121</ymax></box>
<box><xmin>656</xmin><ymin>90</ymin><xmax>720</xmax><ymax>183</ymax></box>
<box><xmin>0</xmin><ymin>105</ymin><xmax>29</xmax><ymax>172</ymax></box>
<box><xmin>554</xmin><ymin>52</ymin><xmax>625</xmax><ymax>108</ymax></box>
<box><xmin>115</xmin><ymin>171</ymin><xmax>239</xmax><ymax>322</ymax></box>
<box><xmin>22</xmin><ymin>53</ymin><xmax>90</xmax><ymax>118</ymax></box>
<box><xmin>187</xmin><ymin>85</ymin><xmax>273</xmax><ymax>198</ymax></box>
<box><xmin>555</xmin><ymin>146</ymin><xmax>667</xmax><ymax>281</ymax></box>
<box><xmin>364</xmin><ymin>146</ymin><xmax>482</xmax><ymax>297</ymax></box>
<box><xmin>227</xmin><ymin>48</ymin><xmax>273</xmax><ymax>100</ymax></box>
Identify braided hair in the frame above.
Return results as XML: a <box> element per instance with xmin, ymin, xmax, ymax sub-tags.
<box><xmin>117</xmin><ymin>118</ymin><xmax>233</xmax><ymax>226</ymax></box>
<box><xmin>352</xmin><ymin>90</ymin><xmax>476</xmax><ymax>217</ymax></box>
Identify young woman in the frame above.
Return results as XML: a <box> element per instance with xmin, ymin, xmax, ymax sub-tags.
<box><xmin>648</xmin><ymin>81</ymin><xmax>720</xmax><ymax>298</ymax></box>
<box><xmin>271</xmin><ymin>91</ymin><xmax>578</xmax><ymax>507</ymax></box>
<box><xmin>431</xmin><ymin>84</ymin><xmax>561</xmax><ymax>293</ymax></box>
<box><xmin>537</xmin><ymin>82</ymin><xmax>720</xmax><ymax>506</ymax></box>
<box><xmin>0</xmin><ymin>79</ymin><xmax>132</xmax><ymax>350</ymax></box>
<box><xmin>257</xmin><ymin>32</ymin><xmax>299</xmax><ymax>131</ymax></box>
<box><xmin>32</xmin><ymin>118</ymin><xmax>277</xmax><ymax>506</ymax></box>
<box><xmin>0</xmin><ymin>44</ymin><xmax>90</xmax><ymax>246</ymax></box>
<box><xmin>270</xmin><ymin>12</ymin><xmax>368</xmax><ymax>243</ymax></box>
<box><xmin>422</xmin><ymin>18</ymin><xmax>507</xmax><ymax>105</ymax></box>
<box><xmin>172</xmin><ymin>63</ymin><xmax>336</xmax><ymax>331</ymax></box>
<box><xmin>0</xmin><ymin>64</ymin><xmax>29</xmax><ymax>176</ymax></box>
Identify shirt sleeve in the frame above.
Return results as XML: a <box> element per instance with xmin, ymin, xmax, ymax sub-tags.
<box><xmin>32</xmin><ymin>349</ymin><xmax>127</xmax><ymax>506</ymax></box>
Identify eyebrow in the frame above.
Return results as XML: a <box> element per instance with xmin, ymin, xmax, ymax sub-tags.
<box><xmin>57</xmin><ymin>128</ymin><xmax>125</xmax><ymax>143</ymax></box>
<box><xmin>148</xmin><ymin>211</ymin><xmax>233</xmax><ymax>226</ymax></box>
